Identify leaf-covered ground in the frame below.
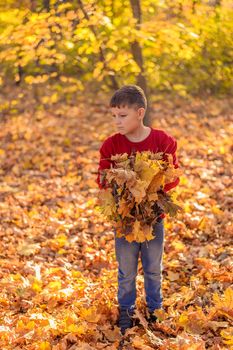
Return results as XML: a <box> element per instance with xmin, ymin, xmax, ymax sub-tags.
<box><xmin>0</xmin><ymin>91</ymin><xmax>232</xmax><ymax>350</ymax></box>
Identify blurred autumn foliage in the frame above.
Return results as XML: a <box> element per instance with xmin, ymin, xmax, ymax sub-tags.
<box><xmin>0</xmin><ymin>0</ymin><xmax>233</xmax><ymax>116</ymax></box>
<box><xmin>0</xmin><ymin>90</ymin><xmax>232</xmax><ymax>349</ymax></box>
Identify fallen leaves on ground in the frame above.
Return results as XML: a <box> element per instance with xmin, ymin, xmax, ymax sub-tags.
<box><xmin>0</xmin><ymin>91</ymin><xmax>232</xmax><ymax>349</ymax></box>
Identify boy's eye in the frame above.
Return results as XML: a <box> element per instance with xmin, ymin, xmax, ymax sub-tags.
<box><xmin>112</xmin><ymin>115</ymin><xmax>127</xmax><ymax>117</ymax></box>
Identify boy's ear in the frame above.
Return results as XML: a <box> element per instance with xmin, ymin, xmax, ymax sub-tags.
<box><xmin>138</xmin><ymin>107</ymin><xmax>145</xmax><ymax>119</ymax></box>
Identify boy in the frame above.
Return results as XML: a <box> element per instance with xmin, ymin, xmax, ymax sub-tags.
<box><xmin>96</xmin><ymin>85</ymin><xmax>180</xmax><ymax>335</ymax></box>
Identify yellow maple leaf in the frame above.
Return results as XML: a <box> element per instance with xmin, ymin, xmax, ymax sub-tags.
<box><xmin>125</xmin><ymin>220</ymin><xmax>154</xmax><ymax>243</ymax></box>
<box><xmin>38</xmin><ymin>341</ymin><xmax>51</xmax><ymax>350</ymax></box>
<box><xmin>113</xmin><ymin>153</ymin><xmax>131</xmax><ymax>168</ymax></box>
<box><xmin>147</xmin><ymin>191</ymin><xmax>159</xmax><ymax>202</ymax></box>
<box><xmin>164</xmin><ymin>165</ymin><xmax>183</xmax><ymax>184</ymax></box>
<box><xmin>106</xmin><ymin>168</ymin><xmax>136</xmax><ymax>187</ymax></box>
<box><xmin>147</xmin><ymin>171</ymin><xmax>165</xmax><ymax>193</ymax></box>
<box><xmin>134</xmin><ymin>158</ymin><xmax>158</xmax><ymax>185</ymax></box>
<box><xmin>111</xmin><ymin>152</ymin><xmax>129</xmax><ymax>162</ymax></box>
<box><xmin>213</xmin><ymin>287</ymin><xmax>233</xmax><ymax>320</ymax></box>
<box><xmin>118</xmin><ymin>197</ymin><xmax>131</xmax><ymax>218</ymax></box>
<box><xmin>65</xmin><ymin>323</ymin><xmax>87</xmax><ymax>334</ymax></box>
<box><xmin>17</xmin><ymin>242</ymin><xmax>41</xmax><ymax>256</ymax></box>
<box><xmin>31</xmin><ymin>278</ymin><xmax>43</xmax><ymax>292</ymax></box>
<box><xmin>129</xmin><ymin>178</ymin><xmax>147</xmax><ymax>203</ymax></box>
<box><xmin>220</xmin><ymin>327</ymin><xmax>233</xmax><ymax>346</ymax></box>
<box><xmin>79</xmin><ymin>306</ymin><xmax>100</xmax><ymax>323</ymax></box>
<box><xmin>46</xmin><ymin>281</ymin><xmax>62</xmax><ymax>291</ymax></box>
<box><xmin>97</xmin><ymin>188</ymin><xmax>116</xmax><ymax>217</ymax></box>
<box><xmin>56</xmin><ymin>234</ymin><xmax>68</xmax><ymax>248</ymax></box>
<box><xmin>132</xmin><ymin>335</ymin><xmax>148</xmax><ymax>349</ymax></box>
<box><xmin>178</xmin><ymin>307</ymin><xmax>208</xmax><ymax>334</ymax></box>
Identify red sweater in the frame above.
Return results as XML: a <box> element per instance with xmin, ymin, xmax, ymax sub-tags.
<box><xmin>96</xmin><ymin>127</ymin><xmax>180</xmax><ymax>219</ymax></box>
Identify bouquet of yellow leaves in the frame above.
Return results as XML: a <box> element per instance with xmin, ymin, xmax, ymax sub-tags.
<box><xmin>97</xmin><ymin>150</ymin><xmax>183</xmax><ymax>243</ymax></box>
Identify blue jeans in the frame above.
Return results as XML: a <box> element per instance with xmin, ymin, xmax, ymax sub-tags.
<box><xmin>114</xmin><ymin>219</ymin><xmax>164</xmax><ymax>313</ymax></box>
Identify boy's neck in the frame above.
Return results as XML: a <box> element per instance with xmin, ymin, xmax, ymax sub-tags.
<box><xmin>124</xmin><ymin>125</ymin><xmax>151</xmax><ymax>142</ymax></box>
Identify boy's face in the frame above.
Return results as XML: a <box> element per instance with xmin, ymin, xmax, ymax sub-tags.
<box><xmin>111</xmin><ymin>104</ymin><xmax>145</xmax><ymax>135</ymax></box>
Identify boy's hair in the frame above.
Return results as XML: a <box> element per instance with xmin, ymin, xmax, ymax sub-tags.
<box><xmin>109</xmin><ymin>84</ymin><xmax>147</xmax><ymax>111</ymax></box>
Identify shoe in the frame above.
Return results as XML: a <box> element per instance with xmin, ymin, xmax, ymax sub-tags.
<box><xmin>146</xmin><ymin>307</ymin><xmax>161</xmax><ymax>325</ymax></box>
<box><xmin>147</xmin><ymin>311</ymin><xmax>158</xmax><ymax>323</ymax></box>
<box><xmin>117</xmin><ymin>307</ymin><xmax>135</xmax><ymax>335</ymax></box>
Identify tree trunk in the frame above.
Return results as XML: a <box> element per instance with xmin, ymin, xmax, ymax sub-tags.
<box><xmin>129</xmin><ymin>0</ymin><xmax>151</xmax><ymax>126</ymax></box>
<box><xmin>43</xmin><ymin>0</ymin><xmax>50</xmax><ymax>11</ymax></box>
<box><xmin>192</xmin><ymin>0</ymin><xmax>198</xmax><ymax>14</ymax></box>
<box><xmin>208</xmin><ymin>0</ymin><xmax>221</xmax><ymax>6</ymax></box>
<box><xmin>30</xmin><ymin>0</ymin><xmax>37</xmax><ymax>11</ymax></box>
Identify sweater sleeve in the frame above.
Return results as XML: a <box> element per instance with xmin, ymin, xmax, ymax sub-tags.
<box><xmin>160</xmin><ymin>132</ymin><xmax>180</xmax><ymax>192</ymax></box>
<box><xmin>96</xmin><ymin>138</ymin><xmax>114</xmax><ymax>190</ymax></box>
